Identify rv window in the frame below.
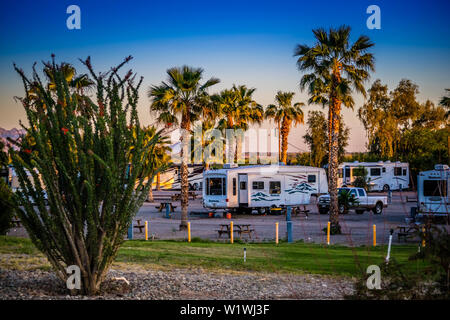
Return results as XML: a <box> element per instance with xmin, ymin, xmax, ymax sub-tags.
<box><xmin>394</xmin><ymin>167</ymin><xmax>402</xmax><ymax>176</ymax></box>
<box><xmin>240</xmin><ymin>181</ymin><xmax>247</xmax><ymax>190</ymax></box>
<box><xmin>402</xmin><ymin>169</ymin><xmax>407</xmax><ymax>176</ymax></box>
<box><xmin>233</xmin><ymin>178</ymin><xmax>237</xmax><ymax>196</ymax></box>
<box><xmin>206</xmin><ymin>178</ymin><xmax>225</xmax><ymax>196</ymax></box>
<box><xmin>252</xmin><ymin>181</ymin><xmax>265</xmax><ymax>190</ymax></box>
<box><xmin>345</xmin><ymin>167</ymin><xmax>350</xmax><ymax>178</ymax></box>
<box><xmin>370</xmin><ymin>168</ymin><xmax>381</xmax><ymax>176</ymax></box>
<box><xmin>382</xmin><ymin>167</ymin><xmax>386</xmax><ymax>173</ymax></box>
<box><xmin>269</xmin><ymin>181</ymin><xmax>281</xmax><ymax>194</ymax></box>
<box><xmin>423</xmin><ymin>180</ymin><xmax>447</xmax><ymax>197</ymax></box>
<box><xmin>308</xmin><ymin>175</ymin><xmax>316</xmax><ymax>183</ymax></box>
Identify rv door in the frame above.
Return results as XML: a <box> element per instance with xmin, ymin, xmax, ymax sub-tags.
<box><xmin>238</xmin><ymin>174</ymin><xmax>248</xmax><ymax>206</ymax></box>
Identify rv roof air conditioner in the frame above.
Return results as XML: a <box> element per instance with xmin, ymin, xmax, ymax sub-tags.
<box><xmin>434</xmin><ymin>164</ymin><xmax>449</xmax><ymax>171</ymax></box>
<box><xmin>223</xmin><ymin>163</ymin><xmax>238</xmax><ymax>169</ymax></box>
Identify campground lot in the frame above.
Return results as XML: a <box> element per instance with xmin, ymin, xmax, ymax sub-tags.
<box><xmin>7</xmin><ymin>191</ymin><xmax>423</xmax><ymax>246</ymax></box>
<box><xmin>1</xmin><ymin>190</ymin><xmax>436</xmax><ymax>300</ymax></box>
<box><xmin>134</xmin><ymin>190</ymin><xmax>422</xmax><ymax>246</ymax></box>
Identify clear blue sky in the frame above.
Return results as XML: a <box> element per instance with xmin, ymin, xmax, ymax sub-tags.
<box><xmin>0</xmin><ymin>0</ymin><xmax>449</xmax><ymax>151</ymax></box>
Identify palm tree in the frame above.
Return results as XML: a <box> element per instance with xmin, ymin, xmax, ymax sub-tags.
<box><xmin>440</xmin><ymin>89</ymin><xmax>450</xmax><ymax>119</ymax></box>
<box><xmin>265</xmin><ymin>91</ymin><xmax>304</xmax><ymax>164</ymax></box>
<box><xmin>294</xmin><ymin>26</ymin><xmax>375</xmax><ymax>233</ymax></box>
<box><xmin>214</xmin><ymin>85</ymin><xmax>263</xmax><ymax>163</ymax></box>
<box><xmin>142</xmin><ymin>126</ymin><xmax>172</xmax><ymax>202</ymax></box>
<box><xmin>149</xmin><ymin>66</ymin><xmax>220</xmax><ymax>230</ymax></box>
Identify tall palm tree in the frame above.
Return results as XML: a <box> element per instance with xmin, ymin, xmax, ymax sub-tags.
<box><xmin>149</xmin><ymin>66</ymin><xmax>220</xmax><ymax>230</ymax></box>
<box><xmin>214</xmin><ymin>85</ymin><xmax>263</xmax><ymax>163</ymax></box>
<box><xmin>294</xmin><ymin>26</ymin><xmax>375</xmax><ymax>233</ymax></box>
<box><xmin>265</xmin><ymin>91</ymin><xmax>304</xmax><ymax>164</ymax></box>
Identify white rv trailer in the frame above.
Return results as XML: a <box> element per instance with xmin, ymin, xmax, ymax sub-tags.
<box><xmin>163</xmin><ymin>165</ymin><xmax>203</xmax><ymax>190</ymax></box>
<box><xmin>338</xmin><ymin>161</ymin><xmax>410</xmax><ymax>192</ymax></box>
<box><xmin>415</xmin><ymin>164</ymin><xmax>449</xmax><ymax>217</ymax></box>
<box><xmin>202</xmin><ymin>164</ymin><xmax>328</xmax><ymax>213</ymax></box>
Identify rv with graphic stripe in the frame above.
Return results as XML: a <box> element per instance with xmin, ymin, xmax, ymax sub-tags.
<box><xmin>202</xmin><ymin>164</ymin><xmax>328</xmax><ymax>213</ymax></box>
<box><xmin>338</xmin><ymin>161</ymin><xmax>410</xmax><ymax>192</ymax></box>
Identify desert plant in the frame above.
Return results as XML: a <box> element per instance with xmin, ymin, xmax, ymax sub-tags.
<box><xmin>338</xmin><ymin>189</ymin><xmax>359</xmax><ymax>214</ymax></box>
<box><xmin>9</xmin><ymin>55</ymin><xmax>161</xmax><ymax>295</ymax></box>
<box><xmin>0</xmin><ymin>179</ymin><xmax>15</xmax><ymax>235</ymax></box>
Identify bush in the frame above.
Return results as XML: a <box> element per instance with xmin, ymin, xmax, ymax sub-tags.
<box><xmin>347</xmin><ymin>226</ymin><xmax>450</xmax><ymax>299</ymax></box>
<box><xmin>0</xmin><ymin>179</ymin><xmax>15</xmax><ymax>235</ymax></box>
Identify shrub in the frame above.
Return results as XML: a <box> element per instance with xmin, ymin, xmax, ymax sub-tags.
<box><xmin>0</xmin><ymin>179</ymin><xmax>15</xmax><ymax>235</ymax></box>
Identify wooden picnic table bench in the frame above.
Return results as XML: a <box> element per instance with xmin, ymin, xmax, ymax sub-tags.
<box><xmin>11</xmin><ymin>217</ymin><xmax>21</xmax><ymax>227</ymax></box>
<box><xmin>217</xmin><ymin>224</ymin><xmax>257</xmax><ymax>240</ymax></box>
<box><xmin>133</xmin><ymin>219</ymin><xmax>145</xmax><ymax>233</ymax></box>
<box><xmin>292</xmin><ymin>205</ymin><xmax>310</xmax><ymax>217</ymax></box>
<box><xmin>155</xmin><ymin>202</ymin><xmax>177</xmax><ymax>212</ymax></box>
<box><xmin>171</xmin><ymin>192</ymin><xmax>198</xmax><ymax>201</ymax></box>
<box><xmin>396</xmin><ymin>224</ymin><xmax>429</xmax><ymax>242</ymax></box>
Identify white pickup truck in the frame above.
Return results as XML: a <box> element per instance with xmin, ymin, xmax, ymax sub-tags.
<box><xmin>317</xmin><ymin>187</ymin><xmax>388</xmax><ymax>215</ymax></box>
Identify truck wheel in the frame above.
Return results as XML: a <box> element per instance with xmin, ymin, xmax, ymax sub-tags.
<box><xmin>373</xmin><ymin>202</ymin><xmax>383</xmax><ymax>214</ymax></box>
<box><xmin>355</xmin><ymin>209</ymin><xmax>365</xmax><ymax>215</ymax></box>
<box><xmin>319</xmin><ymin>208</ymin><xmax>329</xmax><ymax>215</ymax></box>
<box><xmin>382</xmin><ymin>184</ymin><xmax>390</xmax><ymax>192</ymax></box>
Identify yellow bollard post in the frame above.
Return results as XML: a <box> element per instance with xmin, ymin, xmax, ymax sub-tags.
<box><xmin>230</xmin><ymin>221</ymin><xmax>234</xmax><ymax>244</ymax></box>
<box><xmin>145</xmin><ymin>221</ymin><xmax>148</xmax><ymax>241</ymax></box>
<box><xmin>422</xmin><ymin>226</ymin><xmax>426</xmax><ymax>247</ymax></box>
<box><xmin>373</xmin><ymin>224</ymin><xmax>376</xmax><ymax>247</ymax></box>
<box><xmin>327</xmin><ymin>221</ymin><xmax>331</xmax><ymax>245</ymax></box>
<box><xmin>187</xmin><ymin>222</ymin><xmax>191</xmax><ymax>243</ymax></box>
<box><xmin>275</xmin><ymin>222</ymin><xmax>279</xmax><ymax>245</ymax></box>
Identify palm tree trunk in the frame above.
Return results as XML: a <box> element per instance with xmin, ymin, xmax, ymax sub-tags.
<box><xmin>278</xmin><ymin>120</ymin><xmax>281</xmax><ymax>162</ymax></box>
<box><xmin>179</xmin><ymin>116</ymin><xmax>190</xmax><ymax>231</ymax></box>
<box><xmin>148</xmin><ymin>184</ymin><xmax>154</xmax><ymax>202</ymax></box>
<box><xmin>328</xmin><ymin>62</ymin><xmax>342</xmax><ymax>234</ymax></box>
<box><xmin>156</xmin><ymin>172</ymin><xmax>161</xmax><ymax>191</ymax></box>
<box><xmin>234</xmin><ymin>132</ymin><xmax>244</xmax><ymax>164</ymax></box>
<box><xmin>280</xmin><ymin>118</ymin><xmax>291</xmax><ymax>165</ymax></box>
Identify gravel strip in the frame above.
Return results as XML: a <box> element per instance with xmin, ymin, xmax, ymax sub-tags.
<box><xmin>0</xmin><ymin>267</ymin><xmax>355</xmax><ymax>300</ymax></box>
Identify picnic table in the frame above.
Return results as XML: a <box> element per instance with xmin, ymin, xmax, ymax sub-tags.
<box><xmin>396</xmin><ymin>223</ymin><xmax>430</xmax><ymax>242</ymax></box>
<box><xmin>216</xmin><ymin>224</ymin><xmax>257</xmax><ymax>240</ymax></box>
<box><xmin>292</xmin><ymin>205</ymin><xmax>310</xmax><ymax>218</ymax></box>
<box><xmin>11</xmin><ymin>216</ymin><xmax>21</xmax><ymax>227</ymax></box>
<box><xmin>171</xmin><ymin>192</ymin><xmax>198</xmax><ymax>201</ymax></box>
<box><xmin>133</xmin><ymin>219</ymin><xmax>145</xmax><ymax>233</ymax></box>
<box><xmin>155</xmin><ymin>202</ymin><xmax>177</xmax><ymax>213</ymax></box>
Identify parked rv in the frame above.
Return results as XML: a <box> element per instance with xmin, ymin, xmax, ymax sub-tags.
<box><xmin>338</xmin><ymin>161</ymin><xmax>410</xmax><ymax>192</ymax></box>
<box><xmin>413</xmin><ymin>164</ymin><xmax>449</xmax><ymax>218</ymax></box>
<box><xmin>202</xmin><ymin>164</ymin><xmax>328</xmax><ymax>214</ymax></box>
<box><xmin>317</xmin><ymin>187</ymin><xmax>388</xmax><ymax>215</ymax></box>
<box><xmin>146</xmin><ymin>165</ymin><xmax>204</xmax><ymax>191</ymax></box>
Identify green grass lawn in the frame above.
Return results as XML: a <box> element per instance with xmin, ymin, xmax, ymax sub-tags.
<box><xmin>0</xmin><ymin>236</ymin><xmax>428</xmax><ymax>277</ymax></box>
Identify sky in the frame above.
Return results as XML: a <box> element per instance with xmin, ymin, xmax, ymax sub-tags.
<box><xmin>0</xmin><ymin>0</ymin><xmax>449</xmax><ymax>152</ymax></box>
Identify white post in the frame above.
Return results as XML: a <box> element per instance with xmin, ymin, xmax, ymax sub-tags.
<box><xmin>385</xmin><ymin>229</ymin><xmax>394</xmax><ymax>263</ymax></box>
<box><xmin>243</xmin><ymin>247</ymin><xmax>247</xmax><ymax>263</ymax></box>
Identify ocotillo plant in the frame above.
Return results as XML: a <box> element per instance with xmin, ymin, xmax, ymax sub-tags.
<box><xmin>9</xmin><ymin>55</ymin><xmax>161</xmax><ymax>295</ymax></box>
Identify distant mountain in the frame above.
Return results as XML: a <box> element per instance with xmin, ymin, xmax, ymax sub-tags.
<box><xmin>0</xmin><ymin>127</ymin><xmax>25</xmax><ymax>150</ymax></box>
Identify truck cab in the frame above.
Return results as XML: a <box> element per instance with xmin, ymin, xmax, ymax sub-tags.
<box><xmin>318</xmin><ymin>187</ymin><xmax>388</xmax><ymax>215</ymax></box>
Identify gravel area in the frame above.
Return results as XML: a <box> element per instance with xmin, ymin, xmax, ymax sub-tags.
<box><xmin>0</xmin><ymin>266</ymin><xmax>354</xmax><ymax>300</ymax></box>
